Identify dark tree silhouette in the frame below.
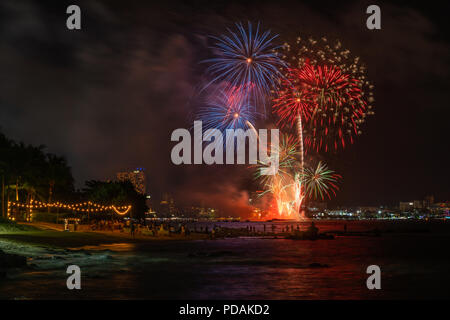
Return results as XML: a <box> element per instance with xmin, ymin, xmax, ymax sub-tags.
<box><xmin>83</xmin><ymin>180</ymin><xmax>148</xmax><ymax>222</ymax></box>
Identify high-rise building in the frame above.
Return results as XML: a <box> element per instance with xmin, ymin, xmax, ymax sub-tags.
<box><xmin>116</xmin><ymin>168</ymin><xmax>146</xmax><ymax>194</ymax></box>
<box><xmin>159</xmin><ymin>193</ymin><xmax>177</xmax><ymax>216</ymax></box>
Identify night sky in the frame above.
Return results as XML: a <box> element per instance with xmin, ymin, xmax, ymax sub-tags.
<box><xmin>0</xmin><ymin>0</ymin><xmax>449</xmax><ymax>214</ymax></box>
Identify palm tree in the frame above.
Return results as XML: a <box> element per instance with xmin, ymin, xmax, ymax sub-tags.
<box><xmin>0</xmin><ymin>130</ymin><xmax>75</xmax><ymax>220</ymax></box>
<box><xmin>0</xmin><ymin>131</ymin><xmax>13</xmax><ymax>218</ymax></box>
<box><xmin>45</xmin><ymin>154</ymin><xmax>74</xmax><ymax>213</ymax></box>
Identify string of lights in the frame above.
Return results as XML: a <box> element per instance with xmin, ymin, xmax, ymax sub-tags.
<box><xmin>7</xmin><ymin>200</ymin><xmax>132</xmax><ymax>220</ymax></box>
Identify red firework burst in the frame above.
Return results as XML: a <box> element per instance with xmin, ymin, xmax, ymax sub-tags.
<box><xmin>273</xmin><ymin>63</ymin><xmax>370</xmax><ymax>152</ymax></box>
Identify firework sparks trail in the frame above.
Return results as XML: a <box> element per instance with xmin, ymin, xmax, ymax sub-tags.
<box><xmin>297</xmin><ymin>113</ymin><xmax>305</xmax><ymax>175</ymax></box>
<box><xmin>253</xmin><ymin>134</ymin><xmax>305</xmax><ymax>219</ymax></box>
<box><xmin>245</xmin><ymin>120</ymin><xmax>259</xmax><ymax>139</ymax></box>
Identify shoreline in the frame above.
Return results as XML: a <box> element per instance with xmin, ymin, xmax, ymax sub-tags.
<box><xmin>0</xmin><ymin>229</ymin><xmax>211</xmax><ymax>249</ymax></box>
<box><xmin>1</xmin><ymin>218</ymin><xmax>447</xmax><ymax>253</ymax></box>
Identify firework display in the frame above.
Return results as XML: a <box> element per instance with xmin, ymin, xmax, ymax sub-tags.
<box><xmin>274</xmin><ymin>64</ymin><xmax>368</xmax><ymax>152</ymax></box>
<box><xmin>203</xmin><ymin>22</ymin><xmax>285</xmax><ymax>114</ymax></box>
<box><xmin>302</xmin><ymin>161</ymin><xmax>341</xmax><ymax>200</ymax></box>
<box><xmin>196</xmin><ymin>84</ymin><xmax>256</xmax><ymax>138</ymax></box>
<box><xmin>275</xmin><ymin>36</ymin><xmax>375</xmax><ymax>152</ymax></box>
<box><xmin>254</xmin><ymin>133</ymin><xmax>299</xmax><ymax>185</ymax></box>
<box><xmin>200</xmin><ymin>26</ymin><xmax>374</xmax><ymax>219</ymax></box>
<box><xmin>271</xmin><ymin>173</ymin><xmax>304</xmax><ymax>219</ymax></box>
<box><xmin>253</xmin><ymin>134</ymin><xmax>341</xmax><ymax>218</ymax></box>
<box><xmin>252</xmin><ymin>134</ymin><xmax>304</xmax><ymax>219</ymax></box>
<box><xmin>283</xmin><ymin>36</ymin><xmax>367</xmax><ymax>75</ymax></box>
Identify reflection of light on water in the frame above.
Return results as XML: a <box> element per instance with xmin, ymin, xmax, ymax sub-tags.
<box><xmin>69</xmin><ymin>242</ymin><xmax>137</xmax><ymax>252</ymax></box>
<box><xmin>2</xmin><ymin>221</ymin><xmax>449</xmax><ymax>300</ymax></box>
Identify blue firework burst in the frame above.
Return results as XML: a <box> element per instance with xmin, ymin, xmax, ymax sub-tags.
<box><xmin>197</xmin><ymin>85</ymin><xmax>256</xmax><ymax>135</ymax></box>
<box><xmin>203</xmin><ymin>22</ymin><xmax>286</xmax><ymax>114</ymax></box>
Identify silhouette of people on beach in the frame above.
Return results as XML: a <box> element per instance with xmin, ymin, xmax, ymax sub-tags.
<box><xmin>130</xmin><ymin>220</ymin><xmax>135</xmax><ymax>237</ymax></box>
<box><xmin>306</xmin><ymin>222</ymin><xmax>319</xmax><ymax>238</ymax></box>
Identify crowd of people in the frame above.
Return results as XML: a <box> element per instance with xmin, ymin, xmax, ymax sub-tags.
<box><xmin>89</xmin><ymin>219</ymin><xmax>124</xmax><ymax>232</ymax></box>
<box><xmin>79</xmin><ymin>219</ymin><xmax>322</xmax><ymax>239</ymax></box>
